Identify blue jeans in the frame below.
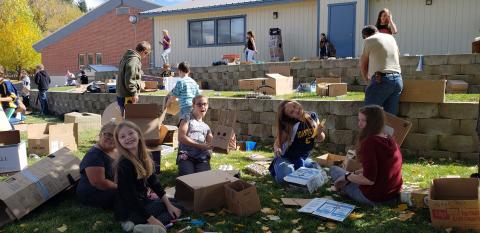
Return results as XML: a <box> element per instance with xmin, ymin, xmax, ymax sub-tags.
<box><xmin>329</xmin><ymin>166</ymin><xmax>376</xmax><ymax>206</ymax></box>
<box><xmin>38</xmin><ymin>90</ymin><xmax>49</xmax><ymax>115</ymax></box>
<box><xmin>270</xmin><ymin>157</ymin><xmax>319</xmax><ymax>184</ymax></box>
<box><xmin>364</xmin><ymin>73</ymin><xmax>403</xmax><ymax>115</ymax></box>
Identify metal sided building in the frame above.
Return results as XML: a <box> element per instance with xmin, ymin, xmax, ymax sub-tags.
<box><xmin>141</xmin><ymin>0</ymin><xmax>480</xmax><ymax>67</ymax></box>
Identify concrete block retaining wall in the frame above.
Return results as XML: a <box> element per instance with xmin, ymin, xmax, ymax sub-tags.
<box><xmin>30</xmin><ymin>91</ymin><xmax>479</xmax><ymax>160</ymax></box>
<box><xmin>147</xmin><ymin>54</ymin><xmax>480</xmax><ymax>93</ymax></box>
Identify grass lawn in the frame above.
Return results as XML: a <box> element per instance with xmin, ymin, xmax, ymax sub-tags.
<box><xmin>2</xmin><ymin>115</ymin><xmax>478</xmax><ymax>233</ymax></box>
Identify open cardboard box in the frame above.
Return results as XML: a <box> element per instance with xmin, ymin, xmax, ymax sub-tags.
<box><xmin>175</xmin><ymin>170</ymin><xmax>238</xmax><ymax>213</ymax></box>
<box><xmin>0</xmin><ymin>130</ymin><xmax>27</xmax><ymax>174</ymax></box>
<box><xmin>101</xmin><ymin>102</ymin><xmax>123</xmax><ymax>126</ymax></box>
<box><xmin>316</xmin><ymin>153</ymin><xmax>346</xmax><ymax>167</ymax></box>
<box><xmin>429</xmin><ymin>178</ymin><xmax>480</xmax><ymax>230</ymax></box>
<box><xmin>224</xmin><ymin>180</ymin><xmax>261</xmax><ymax>216</ymax></box>
<box><xmin>400</xmin><ymin>80</ymin><xmax>446</xmax><ymax>103</ymax></box>
<box><xmin>125</xmin><ymin>104</ymin><xmax>161</xmax><ymax>147</ymax></box>
<box><xmin>238</xmin><ymin>73</ymin><xmax>293</xmax><ymax>95</ymax></box>
<box><xmin>27</xmin><ymin>123</ymin><xmax>77</xmax><ymax>155</ymax></box>
<box><xmin>0</xmin><ymin>148</ymin><xmax>81</xmax><ymax>227</ymax></box>
<box><xmin>384</xmin><ymin>112</ymin><xmax>412</xmax><ymax>146</ymax></box>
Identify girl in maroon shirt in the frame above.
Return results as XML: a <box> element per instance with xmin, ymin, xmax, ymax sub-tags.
<box><xmin>375</xmin><ymin>8</ymin><xmax>398</xmax><ymax>35</ymax></box>
<box><xmin>330</xmin><ymin>105</ymin><xmax>403</xmax><ymax>205</ymax></box>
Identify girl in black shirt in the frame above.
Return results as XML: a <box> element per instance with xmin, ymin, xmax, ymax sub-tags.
<box><xmin>114</xmin><ymin>121</ymin><xmax>181</xmax><ymax>231</ymax></box>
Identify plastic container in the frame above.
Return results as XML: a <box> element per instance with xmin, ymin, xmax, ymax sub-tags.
<box><xmin>245</xmin><ymin>141</ymin><xmax>257</xmax><ymax>151</ymax></box>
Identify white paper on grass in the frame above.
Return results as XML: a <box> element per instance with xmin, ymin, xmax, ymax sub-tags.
<box><xmin>283</xmin><ymin>167</ymin><xmax>329</xmax><ymax>193</ymax></box>
<box><xmin>298</xmin><ymin>198</ymin><xmax>355</xmax><ymax>222</ymax></box>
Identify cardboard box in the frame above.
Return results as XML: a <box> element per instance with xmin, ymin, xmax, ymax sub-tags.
<box><xmin>316</xmin><ymin>153</ymin><xmax>346</xmax><ymax>167</ymax></box>
<box><xmin>64</xmin><ymin>112</ymin><xmax>101</xmax><ymax>133</ymax></box>
<box><xmin>0</xmin><ymin>148</ymin><xmax>81</xmax><ymax>226</ymax></box>
<box><xmin>159</xmin><ymin>125</ymin><xmax>178</xmax><ymax>149</ymax></box>
<box><xmin>0</xmin><ymin>109</ymin><xmax>12</xmax><ymax>131</ymax></box>
<box><xmin>0</xmin><ymin>131</ymin><xmax>27</xmax><ymax>174</ymax></box>
<box><xmin>327</xmin><ymin>83</ymin><xmax>347</xmax><ymax>97</ymax></box>
<box><xmin>175</xmin><ymin>170</ymin><xmax>238</xmax><ymax>213</ymax></box>
<box><xmin>27</xmin><ymin>123</ymin><xmax>77</xmax><ymax>155</ymax></box>
<box><xmin>101</xmin><ymin>102</ymin><xmax>123</xmax><ymax>126</ymax></box>
<box><xmin>343</xmin><ymin>158</ymin><xmax>362</xmax><ymax>172</ymax></box>
<box><xmin>224</xmin><ymin>180</ymin><xmax>261</xmax><ymax>216</ymax></box>
<box><xmin>316</xmin><ymin>76</ymin><xmax>341</xmax><ymax>84</ymax></box>
<box><xmin>143</xmin><ymin>81</ymin><xmax>158</xmax><ymax>92</ymax></box>
<box><xmin>400</xmin><ymin>80</ymin><xmax>446</xmax><ymax>103</ymax></box>
<box><xmin>401</xmin><ymin>186</ymin><xmax>429</xmax><ymax>208</ymax></box>
<box><xmin>384</xmin><ymin>112</ymin><xmax>412</xmax><ymax>146</ymax></box>
<box><xmin>268</xmin><ymin>65</ymin><xmax>291</xmax><ymax>76</ymax></box>
<box><xmin>238</xmin><ymin>73</ymin><xmax>293</xmax><ymax>95</ymax></box>
<box><xmin>212</xmin><ymin>110</ymin><xmax>237</xmax><ymax>154</ymax></box>
<box><xmin>446</xmin><ymin>80</ymin><xmax>468</xmax><ymax>94</ymax></box>
<box><xmin>165</xmin><ymin>97</ymin><xmax>180</xmax><ymax>116</ymax></box>
<box><xmin>429</xmin><ymin>178</ymin><xmax>480</xmax><ymax>230</ymax></box>
<box><xmin>316</xmin><ymin>84</ymin><xmax>328</xmax><ymax>96</ymax></box>
<box><xmin>125</xmin><ymin>104</ymin><xmax>161</xmax><ymax>147</ymax></box>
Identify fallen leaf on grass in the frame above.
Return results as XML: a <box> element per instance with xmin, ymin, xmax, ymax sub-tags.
<box><xmin>291</xmin><ymin>218</ymin><xmax>301</xmax><ymax>224</ymax></box>
<box><xmin>267</xmin><ymin>215</ymin><xmax>281</xmax><ymax>221</ymax></box>
<box><xmin>215</xmin><ymin>220</ymin><xmax>226</xmax><ymax>225</ymax></box>
<box><xmin>92</xmin><ymin>221</ymin><xmax>102</xmax><ymax>230</ymax></box>
<box><xmin>326</xmin><ymin>222</ymin><xmax>337</xmax><ymax>230</ymax></box>
<box><xmin>261</xmin><ymin>207</ymin><xmax>276</xmax><ymax>215</ymax></box>
<box><xmin>267</xmin><ymin>181</ymin><xmax>273</xmax><ymax>184</ymax></box>
<box><xmin>291</xmin><ymin>230</ymin><xmax>300</xmax><ymax>233</ymax></box>
<box><xmin>56</xmin><ymin>224</ymin><xmax>68</xmax><ymax>232</ymax></box>
<box><xmin>348</xmin><ymin>212</ymin><xmax>365</xmax><ymax>220</ymax></box>
<box><xmin>398</xmin><ymin>211</ymin><xmax>415</xmax><ymax>222</ymax></box>
<box><xmin>286</xmin><ymin>208</ymin><xmax>294</xmax><ymax>212</ymax></box>
<box><xmin>19</xmin><ymin>224</ymin><xmax>27</xmax><ymax>228</ymax></box>
<box><xmin>317</xmin><ymin>225</ymin><xmax>326</xmax><ymax>231</ymax></box>
<box><xmin>392</xmin><ymin>204</ymin><xmax>408</xmax><ymax>212</ymax></box>
<box><xmin>262</xmin><ymin>226</ymin><xmax>270</xmax><ymax>231</ymax></box>
<box><xmin>256</xmin><ymin>221</ymin><xmax>262</xmax><ymax>225</ymax></box>
<box><xmin>272</xmin><ymin>198</ymin><xmax>280</xmax><ymax>203</ymax></box>
<box><xmin>203</xmin><ymin>212</ymin><xmax>216</xmax><ymax>217</ymax></box>
<box><xmin>34</xmin><ymin>229</ymin><xmax>39</xmax><ymax>232</ymax></box>
<box><xmin>295</xmin><ymin>225</ymin><xmax>303</xmax><ymax>231</ymax></box>
<box><xmin>235</xmin><ymin>224</ymin><xmax>245</xmax><ymax>228</ymax></box>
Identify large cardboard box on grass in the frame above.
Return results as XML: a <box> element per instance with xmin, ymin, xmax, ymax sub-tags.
<box><xmin>316</xmin><ymin>76</ymin><xmax>342</xmax><ymax>84</ymax></box>
<box><xmin>384</xmin><ymin>112</ymin><xmax>412</xmax><ymax>146</ymax></box>
<box><xmin>429</xmin><ymin>178</ymin><xmax>480</xmax><ymax>230</ymax></box>
<box><xmin>224</xmin><ymin>180</ymin><xmax>261</xmax><ymax>216</ymax></box>
<box><xmin>316</xmin><ymin>83</ymin><xmax>347</xmax><ymax>97</ymax></box>
<box><xmin>64</xmin><ymin>112</ymin><xmax>101</xmax><ymax>132</ymax></box>
<box><xmin>0</xmin><ymin>109</ymin><xmax>12</xmax><ymax>131</ymax></box>
<box><xmin>125</xmin><ymin>104</ymin><xmax>161</xmax><ymax>147</ymax></box>
<box><xmin>315</xmin><ymin>153</ymin><xmax>345</xmax><ymax>167</ymax></box>
<box><xmin>400</xmin><ymin>80</ymin><xmax>446</xmax><ymax>103</ymax></box>
<box><xmin>27</xmin><ymin>123</ymin><xmax>77</xmax><ymax>155</ymax></box>
<box><xmin>238</xmin><ymin>73</ymin><xmax>293</xmax><ymax>95</ymax></box>
<box><xmin>0</xmin><ymin>130</ymin><xmax>27</xmax><ymax>174</ymax></box>
<box><xmin>175</xmin><ymin>170</ymin><xmax>238</xmax><ymax>213</ymax></box>
<box><xmin>0</xmin><ymin>148</ymin><xmax>80</xmax><ymax>227</ymax></box>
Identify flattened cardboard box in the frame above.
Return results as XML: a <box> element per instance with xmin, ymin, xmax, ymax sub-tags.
<box><xmin>400</xmin><ymin>80</ymin><xmax>446</xmax><ymax>103</ymax></box>
<box><xmin>175</xmin><ymin>170</ymin><xmax>238</xmax><ymax>213</ymax></box>
<box><xmin>125</xmin><ymin>104</ymin><xmax>161</xmax><ymax>147</ymax></box>
<box><xmin>224</xmin><ymin>180</ymin><xmax>261</xmax><ymax>216</ymax></box>
<box><xmin>384</xmin><ymin>112</ymin><xmax>412</xmax><ymax>146</ymax></box>
<box><xmin>316</xmin><ymin>154</ymin><xmax>346</xmax><ymax>167</ymax></box>
<box><xmin>27</xmin><ymin>123</ymin><xmax>77</xmax><ymax>155</ymax></box>
<box><xmin>429</xmin><ymin>178</ymin><xmax>480</xmax><ymax>230</ymax></box>
<box><xmin>0</xmin><ymin>130</ymin><xmax>27</xmax><ymax>174</ymax></box>
<box><xmin>0</xmin><ymin>148</ymin><xmax>80</xmax><ymax>227</ymax></box>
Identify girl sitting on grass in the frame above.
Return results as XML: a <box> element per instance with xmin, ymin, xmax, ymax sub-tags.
<box><xmin>113</xmin><ymin>121</ymin><xmax>182</xmax><ymax>232</ymax></box>
<box><xmin>177</xmin><ymin>95</ymin><xmax>213</xmax><ymax>176</ymax></box>
<box><xmin>330</xmin><ymin>105</ymin><xmax>403</xmax><ymax>205</ymax></box>
<box><xmin>269</xmin><ymin>100</ymin><xmax>326</xmax><ymax>183</ymax></box>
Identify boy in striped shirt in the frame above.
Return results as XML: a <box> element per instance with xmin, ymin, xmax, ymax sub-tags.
<box><xmin>166</xmin><ymin>62</ymin><xmax>200</xmax><ymax>118</ymax></box>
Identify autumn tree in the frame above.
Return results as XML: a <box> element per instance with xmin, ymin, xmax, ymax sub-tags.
<box><xmin>29</xmin><ymin>0</ymin><xmax>83</xmax><ymax>36</ymax></box>
<box><xmin>0</xmin><ymin>0</ymin><xmax>42</xmax><ymax>74</ymax></box>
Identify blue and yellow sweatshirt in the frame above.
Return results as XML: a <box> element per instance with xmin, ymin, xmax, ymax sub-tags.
<box><xmin>0</xmin><ymin>79</ymin><xmax>18</xmax><ymax>109</ymax></box>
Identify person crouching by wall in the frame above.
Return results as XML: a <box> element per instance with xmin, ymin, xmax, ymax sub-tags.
<box><xmin>113</xmin><ymin>121</ymin><xmax>182</xmax><ymax>232</ymax></box>
<box><xmin>76</xmin><ymin>121</ymin><xmax>118</xmax><ymax>208</ymax></box>
<box><xmin>177</xmin><ymin>95</ymin><xmax>213</xmax><ymax>176</ymax></box>
<box><xmin>330</xmin><ymin>105</ymin><xmax>403</xmax><ymax>206</ymax></box>
<box><xmin>269</xmin><ymin>100</ymin><xmax>326</xmax><ymax>183</ymax></box>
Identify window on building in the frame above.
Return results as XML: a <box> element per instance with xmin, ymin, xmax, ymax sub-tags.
<box><xmin>78</xmin><ymin>54</ymin><xmax>85</xmax><ymax>69</ymax></box>
<box><xmin>87</xmin><ymin>54</ymin><xmax>94</xmax><ymax>65</ymax></box>
<box><xmin>188</xmin><ymin>16</ymin><xmax>245</xmax><ymax>47</ymax></box>
<box><xmin>95</xmin><ymin>53</ymin><xmax>102</xmax><ymax>64</ymax></box>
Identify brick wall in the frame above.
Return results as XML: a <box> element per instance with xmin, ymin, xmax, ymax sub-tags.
<box><xmin>40</xmin><ymin>5</ymin><xmax>153</xmax><ymax>76</ymax></box>
<box><xmin>30</xmin><ymin>91</ymin><xmax>479</xmax><ymax>160</ymax></box>
<box><xmin>147</xmin><ymin>54</ymin><xmax>480</xmax><ymax>93</ymax></box>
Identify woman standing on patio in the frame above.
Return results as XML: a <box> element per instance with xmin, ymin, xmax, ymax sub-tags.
<box><xmin>330</xmin><ymin>105</ymin><xmax>403</xmax><ymax>206</ymax></box>
<box><xmin>375</xmin><ymin>8</ymin><xmax>398</xmax><ymax>35</ymax></box>
<box><xmin>245</xmin><ymin>31</ymin><xmax>257</xmax><ymax>63</ymax></box>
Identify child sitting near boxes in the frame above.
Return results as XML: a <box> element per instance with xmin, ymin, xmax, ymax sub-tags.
<box><xmin>329</xmin><ymin>105</ymin><xmax>403</xmax><ymax>206</ymax></box>
<box><xmin>177</xmin><ymin>95</ymin><xmax>213</xmax><ymax>176</ymax></box>
<box><xmin>165</xmin><ymin>62</ymin><xmax>200</xmax><ymax>119</ymax></box>
<box><xmin>269</xmin><ymin>100</ymin><xmax>326</xmax><ymax>183</ymax></box>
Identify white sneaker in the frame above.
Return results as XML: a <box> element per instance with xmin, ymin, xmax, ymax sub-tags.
<box><xmin>133</xmin><ymin>224</ymin><xmax>166</xmax><ymax>233</ymax></box>
<box><xmin>120</xmin><ymin>221</ymin><xmax>134</xmax><ymax>232</ymax></box>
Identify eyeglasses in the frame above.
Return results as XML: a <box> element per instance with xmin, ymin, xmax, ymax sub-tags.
<box><xmin>102</xmin><ymin>132</ymin><xmax>114</xmax><ymax>139</ymax></box>
<box><xmin>195</xmin><ymin>103</ymin><xmax>208</xmax><ymax>107</ymax></box>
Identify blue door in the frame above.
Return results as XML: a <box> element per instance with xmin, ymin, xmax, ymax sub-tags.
<box><xmin>328</xmin><ymin>2</ymin><xmax>356</xmax><ymax>58</ymax></box>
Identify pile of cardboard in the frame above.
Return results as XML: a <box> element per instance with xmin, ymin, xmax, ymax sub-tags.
<box><xmin>175</xmin><ymin>170</ymin><xmax>261</xmax><ymax>216</ymax></box>
<box><xmin>316</xmin><ymin>76</ymin><xmax>347</xmax><ymax>97</ymax></box>
<box><xmin>27</xmin><ymin>123</ymin><xmax>77</xmax><ymax>155</ymax></box>
<box><xmin>0</xmin><ymin>148</ymin><xmax>81</xmax><ymax>226</ymax></box>
<box><xmin>238</xmin><ymin>73</ymin><xmax>293</xmax><ymax>95</ymax></box>
<box><xmin>0</xmin><ymin>130</ymin><xmax>27</xmax><ymax>174</ymax></box>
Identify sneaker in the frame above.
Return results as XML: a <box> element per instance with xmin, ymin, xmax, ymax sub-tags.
<box><xmin>133</xmin><ymin>224</ymin><xmax>166</xmax><ymax>233</ymax></box>
<box><xmin>120</xmin><ymin>221</ymin><xmax>134</xmax><ymax>232</ymax></box>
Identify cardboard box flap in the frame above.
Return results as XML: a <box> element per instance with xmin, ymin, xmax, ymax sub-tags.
<box><xmin>266</xmin><ymin>73</ymin><xmax>291</xmax><ymax>80</ymax></box>
<box><xmin>0</xmin><ymin>148</ymin><xmax>80</xmax><ymax>223</ymax></box>
<box><xmin>176</xmin><ymin>170</ymin><xmax>237</xmax><ymax>188</ymax></box>
<box><xmin>431</xmin><ymin>178</ymin><xmax>479</xmax><ymax>200</ymax></box>
<box><xmin>0</xmin><ymin>130</ymin><xmax>20</xmax><ymax>145</ymax></box>
<box><xmin>27</xmin><ymin>123</ymin><xmax>49</xmax><ymax>138</ymax></box>
<box><xmin>125</xmin><ymin>104</ymin><xmax>160</xmax><ymax>118</ymax></box>
<box><xmin>400</xmin><ymin>80</ymin><xmax>446</xmax><ymax>103</ymax></box>
<box><xmin>218</xmin><ymin>110</ymin><xmax>237</xmax><ymax>128</ymax></box>
<box><xmin>48</xmin><ymin>123</ymin><xmax>75</xmax><ymax>137</ymax></box>
<box><xmin>268</xmin><ymin>66</ymin><xmax>291</xmax><ymax>76</ymax></box>
<box><xmin>0</xmin><ymin>110</ymin><xmax>12</xmax><ymax>131</ymax></box>
<box><xmin>316</xmin><ymin>77</ymin><xmax>342</xmax><ymax>84</ymax></box>
<box><xmin>384</xmin><ymin>113</ymin><xmax>412</xmax><ymax>146</ymax></box>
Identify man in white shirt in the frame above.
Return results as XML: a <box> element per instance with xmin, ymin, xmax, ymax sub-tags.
<box><xmin>360</xmin><ymin>25</ymin><xmax>403</xmax><ymax>115</ymax></box>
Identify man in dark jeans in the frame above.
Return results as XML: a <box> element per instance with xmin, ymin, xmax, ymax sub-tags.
<box><xmin>360</xmin><ymin>25</ymin><xmax>402</xmax><ymax>115</ymax></box>
<box><xmin>34</xmin><ymin>64</ymin><xmax>51</xmax><ymax>115</ymax></box>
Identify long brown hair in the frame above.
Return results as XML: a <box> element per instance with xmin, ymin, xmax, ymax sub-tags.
<box><xmin>114</xmin><ymin>121</ymin><xmax>153</xmax><ymax>180</ymax></box>
<box><xmin>275</xmin><ymin>100</ymin><xmax>316</xmax><ymax>149</ymax></box>
<box><xmin>356</xmin><ymin>105</ymin><xmax>386</xmax><ymax>158</ymax></box>
<box><xmin>375</xmin><ymin>8</ymin><xmax>390</xmax><ymax>28</ymax></box>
